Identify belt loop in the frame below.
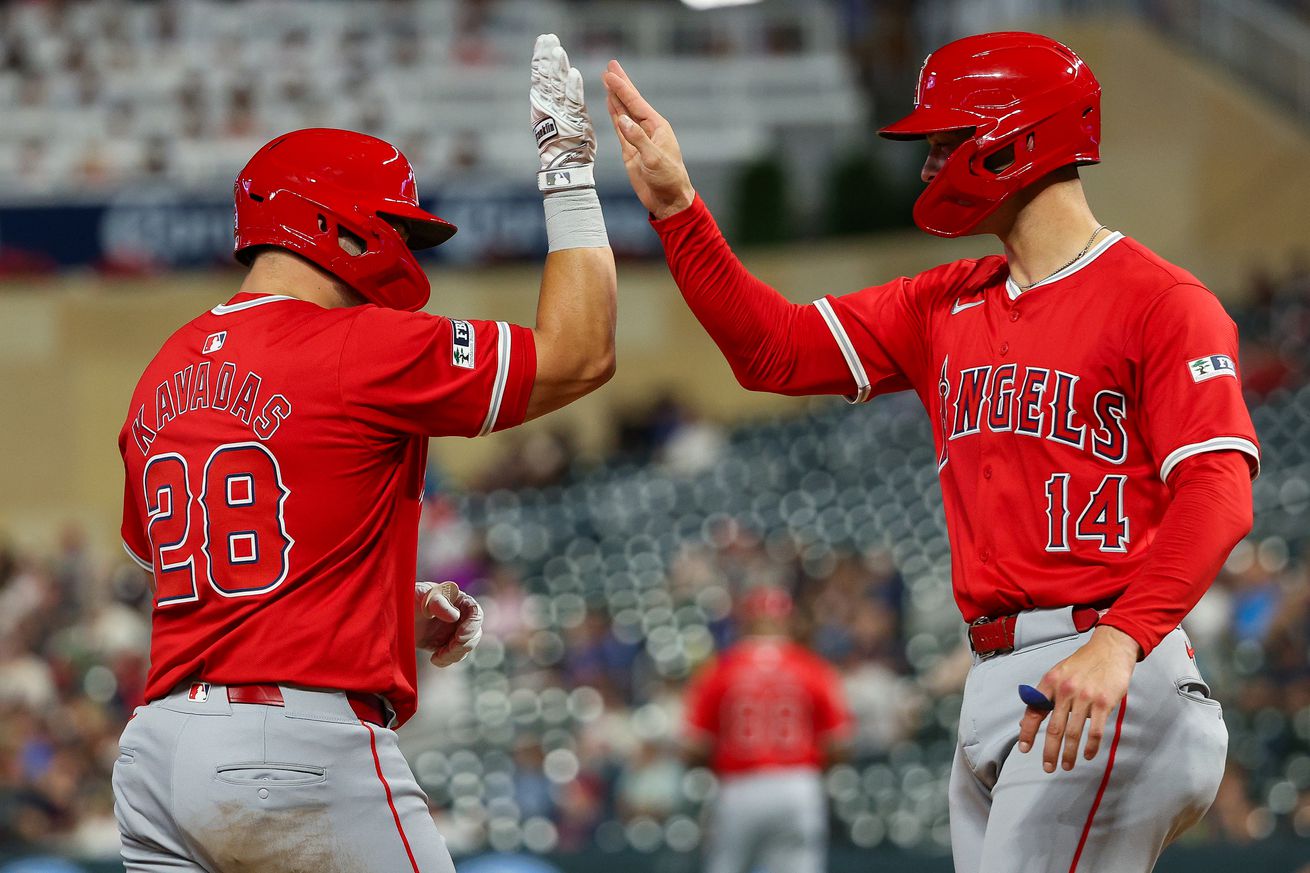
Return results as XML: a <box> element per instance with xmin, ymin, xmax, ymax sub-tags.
<box><xmin>278</xmin><ymin>685</ymin><xmax>353</xmax><ymax>723</ymax></box>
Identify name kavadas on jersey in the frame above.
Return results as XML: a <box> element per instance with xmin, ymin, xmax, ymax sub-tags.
<box><xmin>130</xmin><ymin>356</ymin><xmax>292</xmax><ymax>455</ymax></box>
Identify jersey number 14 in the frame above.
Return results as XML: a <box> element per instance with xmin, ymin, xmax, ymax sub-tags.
<box><xmin>143</xmin><ymin>441</ymin><xmax>294</xmax><ymax>606</ymax></box>
<box><xmin>1044</xmin><ymin>473</ymin><xmax>1129</xmax><ymax>552</ymax></box>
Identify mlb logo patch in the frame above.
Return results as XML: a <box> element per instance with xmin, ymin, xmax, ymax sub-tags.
<box><xmin>451</xmin><ymin>320</ymin><xmax>475</xmax><ymax>369</ymax></box>
<box><xmin>1188</xmin><ymin>354</ymin><xmax>1236</xmax><ymax>383</ymax></box>
<box><xmin>202</xmin><ymin>331</ymin><xmax>227</xmax><ymax>355</ymax></box>
<box><xmin>188</xmin><ymin>682</ymin><xmax>210</xmax><ymax>703</ymax></box>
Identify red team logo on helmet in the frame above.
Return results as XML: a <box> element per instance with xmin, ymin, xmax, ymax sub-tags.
<box><xmin>233</xmin><ymin>128</ymin><xmax>458</xmax><ymax>312</ymax></box>
<box><xmin>880</xmin><ymin>32</ymin><xmax>1101</xmax><ymax>237</ymax></box>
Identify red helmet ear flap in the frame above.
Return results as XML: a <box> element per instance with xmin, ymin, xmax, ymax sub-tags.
<box><xmin>912</xmin><ymin>138</ymin><xmax>1013</xmax><ymax>238</ymax></box>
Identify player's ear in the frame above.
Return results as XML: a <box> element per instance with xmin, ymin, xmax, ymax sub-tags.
<box><xmin>337</xmin><ymin>226</ymin><xmax>368</xmax><ymax>257</ymax></box>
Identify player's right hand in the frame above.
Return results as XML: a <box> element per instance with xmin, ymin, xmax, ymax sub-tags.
<box><xmin>603</xmin><ymin>60</ymin><xmax>695</xmax><ymax>220</ymax></box>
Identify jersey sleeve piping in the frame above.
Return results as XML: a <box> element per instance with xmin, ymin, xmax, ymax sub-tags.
<box><xmin>1159</xmin><ymin>436</ymin><xmax>1260</xmax><ymax>483</ymax></box>
<box><xmin>122</xmin><ymin>540</ymin><xmax>152</xmax><ymax>572</ymax></box>
<box><xmin>478</xmin><ymin>321</ymin><xmax>512</xmax><ymax>437</ymax></box>
<box><xmin>813</xmin><ymin>297</ymin><xmax>872</xmax><ymax>404</ymax></box>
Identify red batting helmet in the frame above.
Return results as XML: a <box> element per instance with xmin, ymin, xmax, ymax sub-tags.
<box><xmin>233</xmin><ymin>128</ymin><xmax>457</xmax><ymax>311</ymax></box>
<box><xmin>880</xmin><ymin>32</ymin><xmax>1101</xmax><ymax>238</ymax></box>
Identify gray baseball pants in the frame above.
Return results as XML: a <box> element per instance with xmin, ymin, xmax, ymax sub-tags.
<box><xmin>112</xmin><ymin>683</ymin><xmax>456</xmax><ymax>873</ymax></box>
<box><xmin>703</xmin><ymin>767</ymin><xmax>827</xmax><ymax>873</ymax></box>
<box><xmin>949</xmin><ymin>607</ymin><xmax>1228</xmax><ymax>873</ymax></box>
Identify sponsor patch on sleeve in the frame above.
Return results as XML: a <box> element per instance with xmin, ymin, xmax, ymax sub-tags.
<box><xmin>451</xmin><ymin>319</ymin><xmax>475</xmax><ymax>369</ymax></box>
<box><xmin>1187</xmin><ymin>354</ymin><xmax>1236</xmax><ymax>383</ymax></box>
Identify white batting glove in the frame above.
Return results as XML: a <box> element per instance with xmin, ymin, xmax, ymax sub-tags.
<box><xmin>531</xmin><ymin>33</ymin><xmax>596</xmax><ymax>192</ymax></box>
<box><xmin>415</xmin><ymin>581</ymin><xmax>484</xmax><ymax>668</ymax></box>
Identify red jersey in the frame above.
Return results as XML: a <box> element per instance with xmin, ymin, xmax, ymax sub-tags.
<box><xmin>684</xmin><ymin>638</ymin><xmax>851</xmax><ymax>776</ymax></box>
<box><xmin>654</xmin><ymin>198</ymin><xmax>1259</xmax><ymax>655</ymax></box>
<box><xmin>119</xmin><ymin>292</ymin><xmax>535</xmax><ymax>725</ymax></box>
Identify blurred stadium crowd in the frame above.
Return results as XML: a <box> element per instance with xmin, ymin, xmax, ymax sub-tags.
<box><xmin>2</xmin><ymin>0</ymin><xmax>1308</xmax><ymax>209</ymax></box>
<box><xmin>0</xmin><ymin>0</ymin><xmax>872</xmax><ymax>199</ymax></box>
<box><xmin>4</xmin><ymin>259</ymin><xmax>1310</xmax><ymax>861</ymax></box>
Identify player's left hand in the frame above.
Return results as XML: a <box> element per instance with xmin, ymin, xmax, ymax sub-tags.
<box><xmin>415</xmin><ymin>581</ymin><xmax>484</xmax><ymax>668</ymax></box>
<box><xmin>1017</xmin><ymin>625</ymin><xmax>1140</xmax><ymax>772</ymax></box>
<box><xmin>531</xmin><ymin>33</ymin><xmax>596</xmax><ymax>192</ymax></box>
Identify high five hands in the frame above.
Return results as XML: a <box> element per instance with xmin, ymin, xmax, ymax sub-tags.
<box><xmin>602</xmin><ymin>60</ymin><xmax>696</xmax><ymax>220</ymax></box>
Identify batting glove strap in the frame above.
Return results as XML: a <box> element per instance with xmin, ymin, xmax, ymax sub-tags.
<box><xmin>538</xmin><ymin>163</ymin><xmax>595</xmax><ymax>192</ymax></box>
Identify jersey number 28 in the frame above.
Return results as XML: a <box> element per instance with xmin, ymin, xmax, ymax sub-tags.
<box><xmin>143</xmin><ymin>441</ymin><xmax>293</xmax><ymax>606</ymax></box>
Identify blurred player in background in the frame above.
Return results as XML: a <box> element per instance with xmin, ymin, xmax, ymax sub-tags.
<box><xmin>684</xmin><ymin>586</ymin><xmax>851</xmax><ymax>873</ymax></box>
<box><xmin>112</xmin><ymin>35</ymin><xmax>613</xmax><ymax>872</ymax></box>
<box><xmin>608</xmin><ymin>31</ymin><xmax>1256</xmax><ymax>873</ymax></box>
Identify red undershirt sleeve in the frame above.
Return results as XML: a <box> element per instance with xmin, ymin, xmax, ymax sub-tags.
<box><xmin>651</xmin><ymin>196</ymin><xmax>864</xmax><ymax>397</ymax></box>
<box><xmin>1099</xmin><ymin>450</ymin><xmax>1253</xmax><ymax>656</ymax></box>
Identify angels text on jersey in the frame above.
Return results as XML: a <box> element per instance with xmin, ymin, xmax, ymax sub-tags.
<box><xmin>936</xmin><ymin>357</ymin><xmax>1128</xmax><ymax>467</ymax></box>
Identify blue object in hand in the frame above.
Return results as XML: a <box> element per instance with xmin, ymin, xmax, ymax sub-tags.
<box><xmin>1019</xmin><ymin>684</ymin><xmax>1054</xmax><ymax>711</ymax></box>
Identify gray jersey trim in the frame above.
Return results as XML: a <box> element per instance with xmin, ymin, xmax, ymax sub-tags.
<box><xmin>478</xmin><ymin>322</ymin><xmax>512</xmax><ymax>436</ymax></box>
<box><xmin>813</xmin><ymin>297</ymin><xmax>872</xmax><ymax>404</ymax></box>
<box><xmin>1158</xmin><ymin>436</ymin><xmax>1260</xmax><ymax>483</ymax></box>
<box><xmin>1005</xmin><ymin>232</ymin><xmax>1125</xmax><ymax>299</ymax></box>
<box><xmin>210</xmin><ymin>295</ymin><xmax>298</xmax><ymax>315</ymax></box>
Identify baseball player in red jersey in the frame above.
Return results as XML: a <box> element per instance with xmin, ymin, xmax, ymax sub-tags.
<box><xmin>113</xmin><ymin>35</ymin><xmax>614</xmax><ymax>872</ymax></box>
<box><xmin>605</xmin><ymin>32</ymin><xmax>1257</xmax><ymax>873</ymax></box>
<box><xmin>683</xmin><ymin>587</ymin><xmax>851</xmax><ymax>873</ymax></box>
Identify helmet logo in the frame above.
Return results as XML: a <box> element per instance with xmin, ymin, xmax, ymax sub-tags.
<box><xmin>914</xmin><ymin>54</ymin><xmax>934</xmax><ymax>106</ymax></box>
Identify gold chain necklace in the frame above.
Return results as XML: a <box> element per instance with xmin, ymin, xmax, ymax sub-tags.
<box><xmin>1015</xmin><ymin>225</ymin><xmax>1108</xmax><ymax>292</ymax></box>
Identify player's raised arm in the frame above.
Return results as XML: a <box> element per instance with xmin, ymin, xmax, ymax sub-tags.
<box><xmin>602</xmin><ymin>61</ymin><xmax>876</xmax><ymax>399</ymax></box>
<box><xmin>523</xmin><ymin>35</ymin><xmax>617</xmax><ymax>421</ymax></box>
